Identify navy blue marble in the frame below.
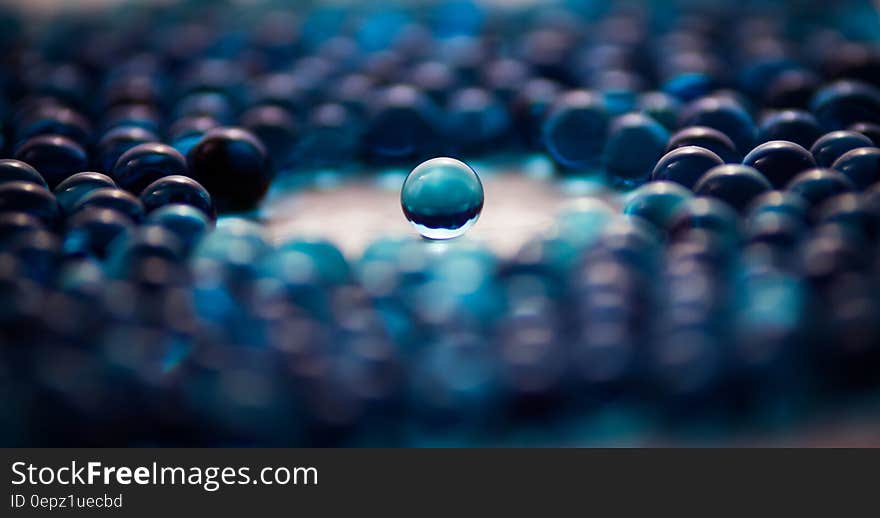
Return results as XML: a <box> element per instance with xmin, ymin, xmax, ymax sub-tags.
<box><xmin>666</xmin><ymin>126</ymin><xmax>740</xmax><ymax>163</ymax></box>
<box><xmin>651</xmin><ymin>146</ymin><xmax>724</xmax><ymax>189</ymax></box>
<box><xmin>742</xmin><ymin>140</ymin><xmax>817</xmax><ymax>188</ymax></box>
<box><xmin>0</xmin><ymin>159</ymin><xmax>47</xmax><ymax>187</ymax></box>
<box><xmin>0</xmin><ymin>181</ymin><xmax>60</xmax><ymax>225</ymax></box>
<box><xmin>140</xmin><ymin>175</ymin><xmax>214</xmax><ymax>219</ymax></box>
<box><xmin>693</xmin><ymin>164</ymin><xmax>773</xmax><ymax>213</ymax></box>
<box><xmin>810</xmin><ymin>131</ymin><xmax>875</xmax><ymax>168</ymax></box>
<box><xmin>112</xmin><ymin>142</ymin><xmax>188</xmax><ymax>194</ymax></box>
<box><xmin>831</xmin><ymin>147</ymin><xmax>880</xmax><ymax>190</ymax></box>
<box><xmin>187</xmin><ymin>126</ymin><xmax>272</xmax><ymax>213</ymax></box>
<box><xmin>602</xmin><ymin>112</ymin><xmax>669</xmax><ymax>187</ymax></box>
<box><xmin>13</xmin><ymin>134</ymin><xmax>88</xmax><ymax>189</ymax></box>
<box><xmin>53</xmin><ymin>172</ymin><xmax>117</xmax><ymax>215</ymax></box>
<box><xmin>542</xmin><ymin>90</ymin><xmax>609</xmax><ymax>170</ymax></box>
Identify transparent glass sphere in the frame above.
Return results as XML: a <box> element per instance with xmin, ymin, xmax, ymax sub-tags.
<box><xmin>401</xmin><ymin>157</ymin><xmax>484</xmax><ymax>240</ymax></box>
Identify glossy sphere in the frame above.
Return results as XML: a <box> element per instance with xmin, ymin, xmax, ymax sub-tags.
<box><xmin>187</xmin><ymin>127</ymin><xmax>272</xmax><ymax>213</ymax></box>
<box><xmin>810</xmin><ymin>80</ymin><xmax>880</xmax><ymax>130</ymax></box>
<box><xmin>637</xmin><ymin>91</ymin><xmax>680</xmax><ymax>130</ymax></box>
<box><xmin>95</xmin><ymin>126</ymin><xmax>158</xmax><ymax>174</ymax></box>
<box><xmin>746</xmin><ymin>211</ymin><xmax>805</xmax><ymax>249</ymax></box>
<box><xmin>14</xmin><ymin>134</ymin><xmax>88</xmax><ymax>188</ymax></box>
<box><xmin>819</xmin><ymin>193</ymin><xmax>880</xmax><ymax>242</ymax></box>
<box><xmin>363</xmin><ymin>84</ymin><xmax>439</xmax><ymax>161</ymax></box>
<box><xmin>810</xmin><ymin>131</ymin><xmax>874</xmax><ymax>167</ymax></box>
<box><xmin>742</xmin><ymin>140</ymin><xmax>816</xmax><ymax>188</ymax></box>
<box><xmin>53</xmin><ymin>172</ymin><xmax>117</xmax><ymax>215</ymax></box>
<box><xmin>679</xmin><ymin>95</ymin><xmax>756</xmax><ymax>155</ymax></box>
<box><xmin>72</xmin><ymin>187</ymin><xmax>144</xmax><ymax>222</ymax></box>
<box><xmin>747</xmin><ymin>190</ymin><xmax>810</xmax><ymax>223</ymax></box>
<box><xmin>848</xmin><ymin>122</ymin><xmax>880</xmax><ymax>146</ymax></box>
<box><xmin>651</xmin><ymin>146</ymin><xmax>724</xmax><ymax>189</ymax></box>
<box><xmin>291</xmin><ymin>103</ymin><xmax>360</xmax><ymax>168</ymax></box>
<box><xmin>622</xmin><ymin>181</ymin><xmax>693</xmax><ymax>232</ymax></box>
<box><xmin>62</xmin><ymin>208</ymin><xmax>133</xmax><ymax>259</ymax></box>
<box><xmin>0</xmin><ymin>182</ymin><xmax>57</xmax><ymax>234</ymax></box>
<box><xmin>146</xmin><ymin>204</ymin><xmax>211</xmax><ymax>253</ymax></box>
<box><xmin>831</xmin><ymin>147</ymin><xmax>880</xmax><ymax>190</ymax></box>
<box><xmin>112</xmin><ymin>142</ymin><xmax>188</xmax><ymax>194</ymax></box>
<box><xmin>668</xmin><ymin>198</ymin><xmax>740</xmax><ymax>243</ymax></box>
<box><xmin>0</xmin><ymin>213</ymin><xmax>44</xmax><ymax>248</ymax></box>
<box><xmin>445</xmin><ymin>88</ymin><xmax>510</xmax><ymax>153</ymax></box>
<box><xmin>0</xmin><ymin>159</ymin><xmax>47</xmax><ymax>187</ymax></box>
<box><xmin>757</xmin><ymin>110</ymin><xmax>822</xmax><ymax>149</ymax></box>
<box><xmin>401</xmin><ymin>157</ymin><xmax>483</xmax><ymax>239</ymax></box>
<box><xmin>602</xmin><ymin>112</ymin><xmax>669</xmax><ymax>186</ymax></box>
<box><xmin>666</xmin><ymin>126</ymin><xmax>740</xmax><ymax>163</ymax></box>
<box><xmin>693</xmin><ymin>164</ymin><xmax>773</xmax><ymax>213</ymax></box>
<box><xmin>542</xmin><ymin>90</ymin><xmax>609</xmax><ymax>170</ymax></box>
<box><xmin>140</xmin><ymin>175</ymin><xmax>214</xmax><ymax>219</ymax></box>
<box><xmin>786</xmin><ymin>169</ymin><xmax>855</xmax><ymax>209</ymax></box>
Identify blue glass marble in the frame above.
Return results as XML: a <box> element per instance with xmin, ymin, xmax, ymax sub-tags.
<box><xmin>662</xmin><ymin>72</ymin><xmax>714</xmax><ymax>103</ymax></box>
<box><xmin>848</xmin><ymin>122</ymin><xmax>880</xmax><ymax>146</ymax></box>
<box><xmin>811</xmin><ymin>80</ymin><xmax>880</xmax><ymax>131</ymax></box>
<box><xmin>666</xmin><ymin>126</ymin><xmax>741</xmax><ymax>163</ymax></box>
<box><xmin>622</xmin><ymin>181</ymin><xmax>693</xmax><ymax>232</ymax></box>
<box><xmin>679</xmin><ymin>95</ymin><xmax>756</xmax><ymax>155</ymax></box>
<box><xmin>542</xmin><ymin>90</ymin><xmax>609</xmax><ymax>171</ymax></box>
<box><xmin>112</xmin><ymin>142</ymin><xmax>188</xmax><ymax>194</ymax></box>
<box><xmin>818</xmin><ymin>193</ymin><xmax>880</xmax><ymax>242</ymax></box>
<box><xmin>693</xmin><ymin>164</ymin><xmax>773</xmax><ymax>213</ymax></box>
<box><xmin>742</xmin><ymin>140</ymin><xmax>817</xmax><ymax>188</ymax></box>
<box><xmin>14</xmin><ymin>104</ymin><xmax>92</xmax><ymax>149</ymax></box>
<box><xmin>13</xmin><ymin>134</ymin><xmax>88</xmax><ymax>189</ymax></box>
<box><xmin>173</xmin><ymin>91</ymin><xmax>234</xmax><ymax>124</ymax></box>
<box><xmin>53</xmin><ymin>172</ymin><xmax>117</xmax><ymax>215</ymax></box>
<box><xmin>275</xmin><ymin>239</ymin><xmax>351</xmax><ymax>286</ymax></box>
<box><xmin>364</xmin><ymin>84</ymin><xmax>440</xmax><ymax>162</ymax></box>
<box><xmin>602</xmin><ymin>112</ymin><xmax>669</xmax><ymax>187</ymax></box>
<box><xmin>444</xmin><ymin>87</ymin><xmax>510</xmax><ymax>154</ymax></box>
<box><xmin>745</xmin><ymin>211</ymin><xmax>805</xmax><ymax>250</ymax></box>
<box><xmin>0</xmin><ymin>159</ymin><xmax>47</xmax><ymax>187</ymax></box>
<box><xmin>810</xmin><ymin>131</ymin><xmax>874</xmax><ymax>168</ymax></box>
<box><xmin>831</xmin><ymin>147</ymin><xmax>880</xmax><ymax>190</ymax></box>
<box><xmin>747</xmin><ymin>190</ymin><xmax>810</xmax><ymax>224</ymax></box>
<box><xmin>71</xmin><ymin>187</ymin><xmax>144</xmax><ymax>222</ymax></box>
<box><xmin>187</xmin><ymin>127</ymin><xmax>272</xmax><ymax>213</ymax></box>
<box><xmin>0</xmin><ymin>212</ymin><xmax>44</xmax><ymax>249</ymax></box>
<box><xmin>763</xmin><ymin>68</ymin><xmax>819</xmax><ymax>110</ymax></box>
<box><xmin>786</xmin><ymin>168</ymin><xmax>855</xmax><ymax>210</ymax></box>
<box><xmin>291</xmin><ymin>104</ymin><xmax>360</xmax><ymax>169</ymax></box>
<box><xmin>240</xmin><ymin>104</ymin><xmax>299</xmax><ymax>169</ymax></box>
<box><xmin>409</xmin><ymin>61</ymin><xmax>458</xmax><ymax>103</ymax></box>
<box><xmin>511</xmin><ymin>78</ymin><xmax>560</xmax><ymax>149</ymax></box>
<box><xmin>668</xmin><ymin>198</ymin><xmax>740</xmax><ymax>244</ymax></box>
<box><xmin>0</xmin><ymin>181</ymin><xmax>60</xmax><ymax>225</ymax></box>
<box><xmin>100</xmin><ymin>104</ymin><xmax>161</xmax><ymax>135</ymax></box>
<box><xmin>757</xmin><ymin>110</ymin><xmax>823</xmax><ymax>149</ymax></box>
<box><xmin>7</xmin><ymin>229</ymin><xmax>59</xmax><ymax>284</ymax></box>
<box><xmin>651</xmin><ymin>146</ymin><xmax>724</xmax><ymax>189</ymax></box>
<box><xmin>95</xmin><ymin>126</ymin><xmax>158</xmax><ymax>174</ymax></box>
<box><xmin>637</xmin><ymin>91</ymin><xmax>681</xmax><ymax>131</ymax></box>
<box><xmin>104</xmin><ymin>225</ymin><xmax>185</xmax><ymax>279</ymax></box>
<box><xmin>401</xmin><ymin>157</ymin><xmax>483</xmax><ymax>240</ymax></box>
<box><xmin>146</xmin><ymin>204</ymin><xmax>211</xmax><ymax>254</ymax></box>
<box><xmin>140</xmin><ymin>175</ymin><xmax>214</xmax><ymax>218</ymax></box>
<box><xmin>62</xmin><ymin>207</ymin><xmax>134</xmax><ymax>260</ymax></box>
